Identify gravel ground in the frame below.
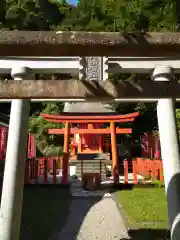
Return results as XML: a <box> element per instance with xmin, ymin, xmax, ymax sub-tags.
<box><xmin>51</xmin><ymin>193</ymin><xmax>130</xmax><ymax>240</ymax></box>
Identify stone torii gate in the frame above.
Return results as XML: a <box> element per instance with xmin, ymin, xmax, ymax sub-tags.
<box><xmin>0</xmin><ymin>31</ymin><xmax>180</xmax><ymax>240</ymax></box>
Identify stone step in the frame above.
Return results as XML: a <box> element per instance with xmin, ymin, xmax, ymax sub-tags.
<box><xmin>76</xmin><ymin>164</ymin><xmax>106</xmax><ymax>171</ymax></box>
<box><xmin>77</xmin><ymin>153</ymin><xmax>107</xmax><ymax>161</ymax></box>
<box><xmin>75</xmin><ymin>160</ymin><xmax>107</xmax><ymax>181</ymax></box>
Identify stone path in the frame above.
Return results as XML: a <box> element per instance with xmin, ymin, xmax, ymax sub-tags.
<box><xmin>50</xmin><ymin>187</ymin><xmax>130</xmax><ymax>240</ymax></box>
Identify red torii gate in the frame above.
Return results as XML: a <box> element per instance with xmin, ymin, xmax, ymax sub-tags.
<box><xmin>41</xmin><ymin>112</ymin><xmax>139</xmax><ymax>184</ymax></box>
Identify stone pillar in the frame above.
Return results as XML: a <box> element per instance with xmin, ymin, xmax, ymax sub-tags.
<box><xmin>0</xmin><ymin>66</ymin><xmax>33</xmax><ymax>240</ymax></box>
<box><xmin>152</xmin><ymin>66</ymin><xmax>180</xmax><ymax>240</ymax></box>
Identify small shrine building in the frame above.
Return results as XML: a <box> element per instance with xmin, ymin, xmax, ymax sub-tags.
<box><xmin>41</xmin><ymin>102</ymin><xmax>139</xmax><ymax>183</ymax></box>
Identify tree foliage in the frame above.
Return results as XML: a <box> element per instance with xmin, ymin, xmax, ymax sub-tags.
<box><xmin>0</xmin><ymin>0</ymin><xmax>177</xmax><ymax>31</ymax></box>
<box><xmin>28</xmin><ymin>102</ymin><xmax>65</xmax><ymax>156</ymax></box>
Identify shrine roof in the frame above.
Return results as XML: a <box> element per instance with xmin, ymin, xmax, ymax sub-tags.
<box><xmin>63</xmin><ymin>102</ymin><xmax>114</xmax><ymax>114</ymax></box>
<box><xmin>0</xmin><ymin>31</ymin><xmax>179</xmax><ymax>56</ymax></box>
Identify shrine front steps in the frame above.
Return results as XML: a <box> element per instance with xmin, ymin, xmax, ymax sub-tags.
<box><xmin>73</xmin><ymin>153</ymin><xmax>107</xmax><ymax>182</ymax></box>
<box><xmin>75</xmin><ymin>160</ymin><xmax>106</xmax><ymax>182</ymax></box>
<box><xmin>76</xmin><ymin>152</ymin><xmax>107</xmax><ymax>161</ymax></box>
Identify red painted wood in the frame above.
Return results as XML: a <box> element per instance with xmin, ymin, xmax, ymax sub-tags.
<box><xmin>59</xmin><ymin>156</ymin><xmax>63</xmax><ymax>169</ymax></box>
<box><xmin>124</xmin><ymin>160</ymin><xmax>128</xmax><ymax>184</ymax></box>
<box><xmin>132</xmin><ymin>160</ymin><xmax>137</xmax><ymax>184</ymax></box>
<box><xmin>48</xmin><ymin>128</ymin><xmax>132</xmax><ymax>134</ymax></box>
<box><xmin>61</xmin><ymin>153</ymin><xmax>69</xmax><ymax>185</ymax></box>
<box><xmin>141</xmin><ymin>132</ymin><xmax>162</xmax><ymax>159</ymax></box>
<box><xmin>39</xmin><ymin>159</ymin><xmax>44</xmax><ymax>175</ymax></box>
<box><xmin>153</xmin><ymin>135</ymin><xmax>161</xmax><ymax>159</ymax></box>
<box><xmin>110</xmin><ymin>121</ymin><xmax>119</xmax><ymax>184</ymax></box>
<box><xmin>30</xmin><ymin>135</ymin><xmax>32</xmax><ymax>158</ymax></box>
<box><xmin>80</xmin><ymin>123</ymin><xmax>103</xmax><ymax>152</ymax></box>
<box><xmin>41</xmin><ymin>112</ymin><xmax>139</xmax><ymax>121</ymax></box>
<box><xmin>0</xmin><ymin>128</ymin><xmax>36</xmax><ymax>160</ymax></box>
<box><xmin>136</xmin><ymin>158</ymin><xmax>142</xmax><ymax>175</ymax></box>
<box><xmin>135</xmin><ymin>158</ymin><xmax>164</xmax><ymax>182</ymax></box>
<box><xmin>44</xmin><ymin>159</ymin><xmax>48</xmax><ymax>184</ymax></box>
<box><xmin>151</xmin><ymin>160</ymin><xmax>155</xmax><ymax>178</ymax></box>
<box><xmin>24</xmin><ymin>157</ymin><xmax>164</xmax><ymax>184</ymax></box>
<box><xmin>98</xmin><ymin>135</ymin><xmax>103</xmax><ymax>152</ymax></box>
<box><xmin>29</xmin><ymin>160</ymin><xmax>32</xmax><ymax>179</ymax></box>
<box><xmin>141</xmin><ymin>133</ymin><xmax>148</xmax><ymax>158</ymax></box>
<box><xmin>53</xmin><ymin>159</ymin><xmax>57</xmax><ymax>184</ymax></box>
<box><xmin>0</xmin><ymin>127</ymin><xmax>7</xmax><ymax>160</ymax></box>
<box><xmin>25</xmin><ymin>161</ymin><xmax>30</xmax><ymax>184</ymax></box>
<box><xmin>154</xmin><ymin>160</ymin><xmax>159</xmax><ymax>179</ymax></box>
<box><xmin>154</xmin><ymin>135</ymin><xmax>158</xmax><ymax>158</ymax></box>
<box><xmin>157</xmin><ymin>138</ymin><xmax>161</xmax><ymax>159</ymax></box>
<box><xmin>159</xmin><ymin>162</ymin><xmax>164</xmax><ymax>181</ymax></box>
<box><xmin>47</xmin><ymin>157</ymin><xmax>51</xmax><ymax>169</ymax></box>
<box><xmin>35</xmin><ymin>160</ymin><xmax>39</xmax><ymax>184</ymax></box>
<box><xmin>43</xmin><ymin>118</ymin><xmax>136</xmax><ymax>123</ymax></box>
<box><xmin>31</xmin><ymin>135</ymin><xmax>36</xmax><ymax>158</ymax></box>
<box><xmin>27</xmin><ymin>134</ymin><xmax>31</xmax><ymax>158</ymax></box>
<box><xmin>63</xmin><ymin>122</ymin><xmax>69</xmax><ymax>153</ymax></box>
<box><xmin>28</xmin><ymin>134</ymin><xmax>36</xmax><ymax>159</ymax></box>
<box><xmin>30</xmin><ymin>158</ymin><xmax>34</xmax><ymax>179</ymax></box>
<box><xmin>0</xmin><ymin>128</ymin><xmax>2</xmax><ymax>159</ymax></box>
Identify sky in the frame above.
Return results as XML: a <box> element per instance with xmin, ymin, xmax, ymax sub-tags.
<box><xmin>67</xmin><ymin>0</ymin><xmax>77</xmax><ymax>5</ymax></box>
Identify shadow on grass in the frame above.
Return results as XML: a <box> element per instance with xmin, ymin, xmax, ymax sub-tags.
<box><xmin>20</xmin><ymin>185</ymin><xmax>71</xmax><ymax>240</ymax></box>
<box><xmin>114</xmin><ymin>183</ymin><xmax>165</xmax><ymax>191</ymax></box>
<box><xmin>122</xmin><ymin>228</ymin><xmax>170</xmax><ymax>240</ymax></box>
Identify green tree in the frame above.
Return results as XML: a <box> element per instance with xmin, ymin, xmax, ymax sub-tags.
<box><xmin>29</xmin><ymin>102</ymin><xmax>65</xmax><ymax>156</ymax></box>
<box><xmin>176</xmin><ymin>109</ymin><xmax>180</xmax><ymax>130</ymax></box>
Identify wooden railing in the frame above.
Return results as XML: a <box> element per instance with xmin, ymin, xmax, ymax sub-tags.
<box><xmin>24</xmin><ymin>156</ymin><xmax>63</xmax><ymax>184</ymax></box>
<box><xmin>23</xmin><ymin>157</ymin><xmax>164</xmax><ymax>184</ymax></box>
<box><xmin>136</xmin><ymin>157</ymin><xmax>164</xmax><ymax>181</ymax></box>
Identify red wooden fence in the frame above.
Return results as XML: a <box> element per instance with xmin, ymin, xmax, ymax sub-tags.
<box><xmin>24</xmin><ymin>157</ymin><xmax>164</xmax><ymax>184</ymax></box>
<box><xmin>24</xmin><ymin>155</ymin><xmax>68</xmax><ymax>184</ymax></box>
<box><xmin>136</xmin><ymin>157</ymin><xmax>164</xmax><ymax>181</ymax></box>
<box><xmin>0</xmin><ymin>126</ymin><xmax>164</xmax><ymax>185</ymax></box>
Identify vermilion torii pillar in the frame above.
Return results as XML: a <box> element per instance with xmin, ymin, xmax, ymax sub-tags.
<box><xmin>61</xmin><ymin>121</ymin><xmax>69</xmax><ymax>185</ymax></box>
<box><xmin>110</xmin><ymin>121</ymin><xmax>119</xmax><ymax>184</ymax></box>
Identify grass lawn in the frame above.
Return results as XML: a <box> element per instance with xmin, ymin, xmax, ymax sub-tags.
<box><xmin>115</xmin><ymin>187</ymin><xmax>168</xmax><ymax>229</ymax></box>
<box><xmin>20</xmin><ymin>186</ymin><xmax>71</xmax><ymax>240</ymax></box>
